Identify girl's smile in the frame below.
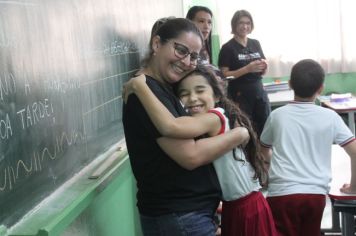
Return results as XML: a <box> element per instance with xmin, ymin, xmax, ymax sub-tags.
<box><xmin>177</xmin><ymin>74</ymin><xmax>218</xmax><ymax>115</ymax></box>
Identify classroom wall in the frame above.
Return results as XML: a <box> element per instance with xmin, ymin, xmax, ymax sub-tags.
<box><xmin>61</xmin><ymin>159</ymin><xmax>142</xmax><ymax>236</ymax></box>
<box><xmin>264</xmin><ymin>73</ymin><xmax>356</xmax><ymax>95</ymax></box>
<box><xmin>323</xmin><ymin>73</ymin><xmax>356</xmax><ymax>95</ymax></box>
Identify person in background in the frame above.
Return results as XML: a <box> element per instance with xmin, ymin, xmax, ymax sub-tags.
<box><xmin>218</xmin><ymin>9</ymin><xmax>270</xmax><ymax>137</ymax></box>
<box><xmin>260</xmin><ymin>59</ymin><xmax>356</xmax><ymax>236</ymax></box>
<box><xmin>186</xmin><ymin>6</ymin><xmax>213</xmax><ymax>65</ymax></box>
<box><xmin>186</xmin><ymin>6</ymin><xmax>227</xmax><ymax>100</ymax></box>
<box><xmin>123</xmin><ymin>64</ymin><xmax>277</xmax><ymax>236</ymax></box>
<box><xmin>123</xmin><ymin>18</ymin><xmax>249</xmax><ymax>236</ymax></box>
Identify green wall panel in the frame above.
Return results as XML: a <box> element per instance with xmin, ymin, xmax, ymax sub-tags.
<box><xmin>62</xmin><ymin>160</ymin><xmax>142</xmax><ymax>236</ymax></box>
<box><xmin>265</xmin><ymin>73</ymin><xmax>356</xmax><ymax>95</ymax></box>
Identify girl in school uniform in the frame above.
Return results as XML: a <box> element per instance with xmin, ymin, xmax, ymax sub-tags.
<box><xmin>123</xmin><ymin>65</ymin><xmax>277</xmax><ymax>236</ymax></box>
<box><xmin>123</xmin><ymin>18</ymin><xmax>249</xmax><ymax>236</ymax></box>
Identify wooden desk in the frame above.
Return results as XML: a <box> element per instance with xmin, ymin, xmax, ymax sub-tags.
<box><xmin>267</xmin><ymin>90</ymin><xmax>294</xmax><ymax>107</ymax></box>
<box><xmin>321</xmin><ymin>98</ymin><xmax>356</xmax><ymax>135</ymax></box>
<box><xmin>328</xmin><ymin>145</ymin><xmax>356</xmax><ymax>236</ymax></box>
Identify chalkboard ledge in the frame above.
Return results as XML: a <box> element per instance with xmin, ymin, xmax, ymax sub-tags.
<box><xmin>2</xmin><ymin>140</ymin><xmax>128</xmax><ymax>236</ymax></box>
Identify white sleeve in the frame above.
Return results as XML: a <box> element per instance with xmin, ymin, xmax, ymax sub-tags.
<box><xmin>260</xmin><ymin>114</ymin><xmax>273</xmax><ymax>147</ymax></box>
<box><xmin>333</xmin><ymin>113</ymin><xmax>354</xmax><ymax>145</ymax></box>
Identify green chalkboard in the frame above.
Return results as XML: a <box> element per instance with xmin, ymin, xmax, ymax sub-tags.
<box><xmin>0</xmin><ymin>0</ymin><xmax>182</xmax><ymax>228</ymax></box>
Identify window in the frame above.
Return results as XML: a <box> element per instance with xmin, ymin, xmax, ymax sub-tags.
<box><xmin>217</xmin><ymin>0</ymin><xmax>356</xmax><ymax>76</ymax></box>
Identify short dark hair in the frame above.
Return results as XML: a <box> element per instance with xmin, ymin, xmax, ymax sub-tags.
<box><xmin>290</xmin><ymin>59</ymin><xmax>325</xmax><ymax>98</ymax></box>
<box><xmin>156</xmin><ymin>18</ymin><xmax>203</xmax><ymax>43</ymax></box>
<box><xmin>186</xmin><ymin>6</ymin><xmax>213</xmax><ymax>20</ymax></box>
<box><xmin>147</xmin><ymin>16</ymin><xmax>175</xmax><ymax>53</ymax></box>
<box><xmin>231</xmin><ymin>10</ymin><xmax>254</xmax><ymax>34</ymax></box>
<box><xmin>150</xmin><ymin>16</ymin><xmax>176</xmax><ymax>40</ymax></box>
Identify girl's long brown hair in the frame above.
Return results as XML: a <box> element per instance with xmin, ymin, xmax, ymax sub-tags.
<box><xmin>175</xmin><ymin>65</ymin><xmax>268</xmax><ymax>186</ymax></box>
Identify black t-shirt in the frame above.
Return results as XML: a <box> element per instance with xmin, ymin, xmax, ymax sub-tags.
<box><xmin>218</xmin><ymin>38</ymin><xmax>265</xmax><ymax>84</ymax></box>
<box><xmin>122</xmin><ymin>75</ymin><xmax>221</xmax><ymax>216</ymax></box>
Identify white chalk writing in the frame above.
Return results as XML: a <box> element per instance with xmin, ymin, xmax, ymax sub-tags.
<box><xmin>0</xmin><ymin>72</ymin><xmax>16</xmax><ymax>100</ymax></box>
<box><xmin>16</xmin><ymin>99</ymin><xmax>54</xmax><ymax>129</ymax></box>
<box><xmin>0</xmin><ymin>129</ymin><xmax>85</xmax><ymax>191</ymax></box>
<box><xmin>0</xmin><ymin>113</ymin><xmax>13</xmax><ymax>140</ymax></box>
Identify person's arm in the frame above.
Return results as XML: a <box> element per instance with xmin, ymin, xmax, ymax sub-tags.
<box><xmin>260</xmin><ymin>146</ymin><xmax>272</xmax><ymax>170</ymax></box>
<box><xmin>157</xmin><ymin>126</ymin><xmax>250</xmax><ymax>170</ymax></box>
<box><xmin>123</xmin><ymin>75</ymin><xmax>220</xmax><ymax>138</ymax></box>
<box><xmin>260</xmin><ymin>59</ymin><xmax>268</xmax><ymax>75</ymax></box>
<box><xmin>220</xmin><ymin>60</ymin><xmax>267</xmax><ymax>79</ymax></box>
<box><xmin>340</xmin><ymin>140</ymin><xmax>356</xmax><ymax>194</ymax></box>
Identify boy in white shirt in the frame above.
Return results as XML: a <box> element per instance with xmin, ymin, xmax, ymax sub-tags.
<box><xmin>260</xmin><ymin>59</ymin><xmax>356</xmax><ymax>236</ymax></box>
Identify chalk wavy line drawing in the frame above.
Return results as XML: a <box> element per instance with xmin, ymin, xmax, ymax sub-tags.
<box><xmin>0</xmin><ymin>168</ymin><xmax>6</xmax><ymax>191</ymax></box>
<box><xmin>16</xmin><ymin>159</ymin><xmax>33</xmax><ymax>175</ymax></box>
<box><xmin>59</xmin><ymin>130</ymin><xmax>84</xmax><ymax>148</ymax></box>
<box><xmin>60</xmin><ymin>131</ymin><xmax>73</xmax><ymax>147</ymax></box>
<box><xmin>41</xmin><ymin>147</ymin><xmax>57</xmax><ymax>161</ymax></box>
<box><xmin>34</xmin><ymin>152</ymin><xmax>37</xmax><ymax>171</ymax></box>
<box><xmin>72</xmin><ymin>131</ymin><xmax>85</xmax><ymax>144</ymax></box>
<box><xmin>0</xmin><ymin>129</ymin><xmax>85</xmax><ymax>191</ymax></box>
<box><xmin>36</xmin><ymin>151</ymin><xmax>42</xmax><ymax>171</ymax></box>
<box><xmin>8</xmin><ymin>166</ymin><xmax>15</xmax><ymax>190</ymax></box>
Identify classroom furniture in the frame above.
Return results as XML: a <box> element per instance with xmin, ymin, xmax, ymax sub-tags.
<box><xmin>333</xmin><ymin>200</ymin><xmax>356</xmax><ymax>236</ymax></box>
<box><xmin>328</xmin><ymin>145</ymin><xmax>356</xmax><ymax>236</ymax></box>
<box><xmin>266</xmin><ymin>89</ymin><xmax>294</xmax><ymax>107</ymax></box>
<box><xmin>264</xmin><ymin>81</ymin><xmax>289</xmax><ymax>93</ymax></box>
<box><xmin>320</xmin><ymin>96</ymin><xmax>356</xmax><ymax>135</ymax></box>
<box><xmin>264</xmin><ymin>79</ymin><xmax>293</xmax><ymax>108</ymax></box>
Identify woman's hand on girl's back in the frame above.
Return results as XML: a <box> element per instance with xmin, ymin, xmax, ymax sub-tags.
<box><xmin>231</xmin><ymin>126</ymin><xmax>250</xmax><ymax>147</ymax></box>
<box><xmin>123</xmin><ymin>74</ymin><xmax>146</xmax><ymax>103</ymax></box>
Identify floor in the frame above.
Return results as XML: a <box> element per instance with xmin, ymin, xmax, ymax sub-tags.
<box><xmin>321</xmin><ymin>197</ymin><xmax>333</xmax><ymax>230</ymax></box>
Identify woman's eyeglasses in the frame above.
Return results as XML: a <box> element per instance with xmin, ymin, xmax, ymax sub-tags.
<box><xmin>171</xmin><ymin>41</ymin><xmax>200</xmax><ymax>65</ymax></box>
